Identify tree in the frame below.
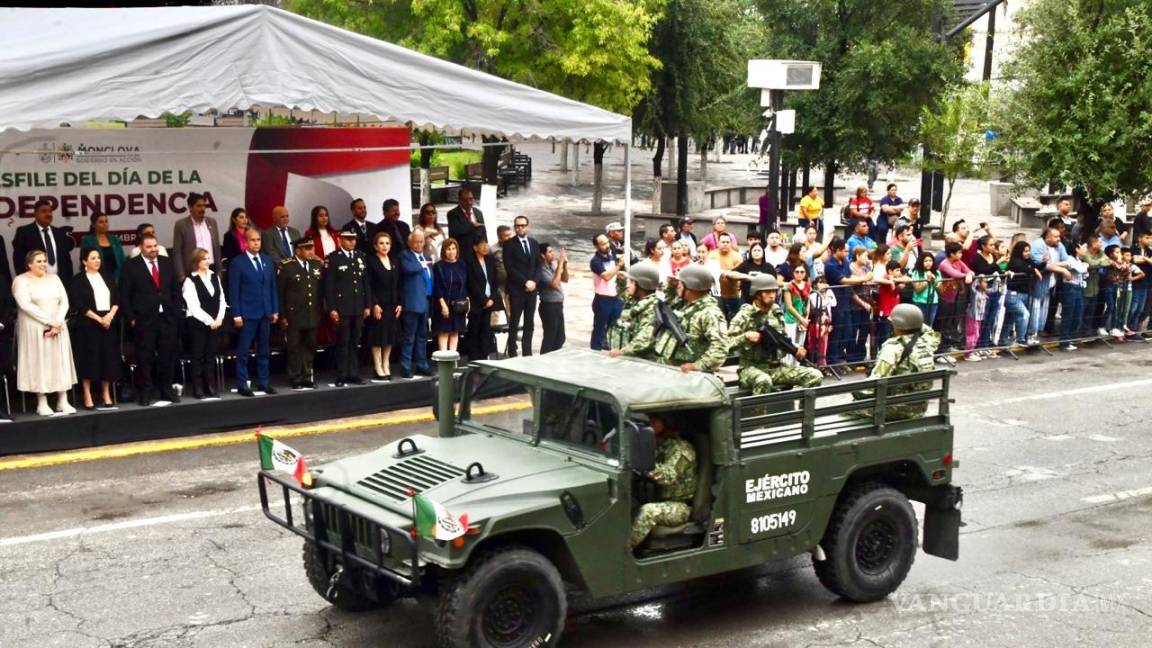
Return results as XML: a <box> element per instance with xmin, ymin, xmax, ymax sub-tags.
<box><xmin>637</xmin><ymin>0</ymin><xmax>761</xmax><ymax>216</ymax></box>
<box><xmin>286</xmin><ymin>0</ymin><xmax>661</xmax><ymax>214</ymax></box>
<box><xmin>995</xmin><ymin>0</ymin><xmax>1152</xmax><ymax>223</ymax></box>
<box><xmin>919</xmin><ymin>83</ymin><xmax>990</xmax><ymax>231</ymax></box>
<box><xmin>755</xmin><ymin>0</ymin><xmax>965</xmax><ymax>203</ymax></box>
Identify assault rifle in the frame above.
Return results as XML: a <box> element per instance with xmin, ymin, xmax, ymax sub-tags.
<box><xmin>757</xmin><ymin>320</ymin><xmax>799</xmax><ymax>357</ymax></box>
<box><xmin>653</xmin><ymin>301</ymin><xmax>692</xmax><ymax>354</ymax></box>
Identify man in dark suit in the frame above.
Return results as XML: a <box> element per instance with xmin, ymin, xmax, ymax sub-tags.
<box><xmin>324</xmin><ymin>231</ymin><xmax>370</xmax><ymax>386</ymax></box>
<box><xmin>398</xmin><ymin>229</ymin><xmax>432</xmax><ymax>378</ymax></box>
<box><xmin>12</xmin><ymin>199</ymin><xmax>76</xmax><ymax>279</ymax></box>
<box><xmin>279</xmin><ymin>238</ymin><xmax>324</xmax><ymax>389</ymax></box>
<box><xmin>261</xmin><ymin>205</ymin><xmax>302</xmax><ymax>264</ymax></box>
<box><xmin>341</xmin><ymin>198</ymin><xmax>377</xmax><ymax>257</ymax></box>
<box><xmin>464</xmin><ymin>237</ymin><xmax>502</xmax><ymax>361</ymax></box>
<box><xmin>230</xmin><ymin>228</ymin><xmax>280</xmax><ymax>396</ymax></box>
<box><xmin>501</xmin><ymin>215</ymin><xmax>540</xmax><ymax>356</ymax></box>
<box><xmin>376</xmin><ymin>198</ymin><xmax>411</xmax><ymax>264</ymax></box>
<box><xmin>447</xmin><ymin>188</ymin><xmax>485</xmax><ymax>261</ymax></box>
<box><xmin>119</xmin><ymin>233</ymin><xmax>181</xmax><ymax>405</ymax></box>
<box><xmin>171</xmin><ymin>192</ymin><xmax>221</xmax><ymax>280</ymax></box>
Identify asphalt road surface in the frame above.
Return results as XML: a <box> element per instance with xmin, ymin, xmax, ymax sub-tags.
<box><xmin>2</xmin><ymin>345</ymin><xmax>1151</xmax><ymax>647</ymax></box>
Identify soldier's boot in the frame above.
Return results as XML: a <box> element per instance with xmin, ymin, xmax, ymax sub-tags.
<box><xmin>630</xmin><ymin>502</ymin><xmax>692</xmax><ymax>549</ymax></box>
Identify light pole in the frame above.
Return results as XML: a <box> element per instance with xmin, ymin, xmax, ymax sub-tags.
<box><xmin>747</xmin><ymin>60</ymin><xmax>821</xmax><ymax>229</ymax></box>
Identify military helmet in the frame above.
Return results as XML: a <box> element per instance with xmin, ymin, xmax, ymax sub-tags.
<box><xmin>748</xmin><ymin>273</ymin><xmax>779</xmax><ymax>295</ymax></box>
<box><xmin>678</xmin><ymin>265</ymin><xmax>714</xmax><ymax>292</ymax></box>
<box><xmin>624</xmin><ymin>260</ymin><xmax>661</xmax><ymax>292</ymax></box>
<box><xmin>889</xmin><ymin>303</ymin><xmax>924</xmax><ymax>331</ymax></box>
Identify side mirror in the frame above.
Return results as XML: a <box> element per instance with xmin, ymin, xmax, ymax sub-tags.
<box><xmin>628</xmin><ymin>422</ymin><xmax>657</xmax><ymax>474</ymax></box>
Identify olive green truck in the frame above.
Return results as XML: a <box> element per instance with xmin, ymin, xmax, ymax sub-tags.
<box><xmin>259</xmin><ymin>349</ymin><xmax>962</xmax><ymax>648</ymax></box>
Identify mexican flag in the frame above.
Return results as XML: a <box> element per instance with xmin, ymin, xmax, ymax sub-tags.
<box><xmin>412</xmin><ymin>491</ymin><xmax>469</xmax><ymax>541</ymax></box>
<box><xmin>258</xmin><ymin>432</ymin><xmax>307</xmax><ymax>485</ymax></box>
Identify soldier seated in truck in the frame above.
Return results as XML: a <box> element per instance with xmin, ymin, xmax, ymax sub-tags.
<box><xmin>629</xmin><ymin>413</ymin><xmax>697</xmax><ymax>550</ymax></box>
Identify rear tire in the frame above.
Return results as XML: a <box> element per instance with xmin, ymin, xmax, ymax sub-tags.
<box><xmin>302</xmin><ymin>542</ymin><xmax>391</xmax><ymax>612</ymax></box>
<box><xmin>435</xmin><ymin>546</ymin><xmax>566</xmax><ymax>648</ymax></box>
<box><xmin>814</xmin><ymin>482</ymin><xmax>917</xmax><ymax>602</ymax></box>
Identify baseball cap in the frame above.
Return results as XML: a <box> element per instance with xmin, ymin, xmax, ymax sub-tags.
<box><xmin>605</xmin><ymin>222</ymin><xmax>624</xmax><ymax>232</ymax></box>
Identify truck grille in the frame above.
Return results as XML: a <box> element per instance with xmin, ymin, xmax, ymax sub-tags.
<box><xmin>356</xmin><ymin>455</ymin><xmax>466</xmax><ymax>500</ymax></box>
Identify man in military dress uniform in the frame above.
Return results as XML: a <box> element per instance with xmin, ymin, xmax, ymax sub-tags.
<box><xmin>728</xmin><ymin>274</ymin><xmax>824</xmax><ymax>394</ymax></box>
<box><xmin>653</xmin><ymin>265</ymin><xmax>728</xmax><ymax>373</ymax></box>
<box><xmin>854</xmin><ymin>303</ymin><xmax>941</xmax><ymax>420</ymax></box>
<box><xmin>324</xmin><ymin>231</ymin><xmax>370</xmax><ymax>386</ymax></box>
<box><xmin>279</xmin><ymin>237</ymin><xmax>324</xmax><ymax>389</ymax></box>
<box><xmin>630</xmin><ymin>414</ymin><xmax>697</xmax><ymax>549</ymax></box>
<box><xmin>607</xmin><ymin>261</ymin><xmax>661</xmax><ymax>360</ymax></box>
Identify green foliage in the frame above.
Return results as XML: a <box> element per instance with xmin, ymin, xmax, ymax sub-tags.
<box><xmin>919</xmin><ymin>83</ymin><xmax>990</xmax><ymax>227</ymax></box>
<box><xmin>996</xmin><ymin>0</ymin><xmax>1152</xmax><ymax>204</ymax></box>
<box><xmin>162</xmin><ymin>111</ymin><xmax>192</xmax><ymax>128</ymax></box>
<box><xmin>409</xmin><ymin>149</ymin><xmax>482</xmax><ymax>179</ymax></box>
<box><xmin>755</xmin><ymin>0</ymin><xmax>966</xmax><ymax>171</ymax></box>
<box><xmin>636</xmin><ymin>0</ymin><xmax>763</xmax><ymax>139</ymax></box>
<box><xmin>255</xmin><ymin>114</ymin><xmax>295</xmax><ymax>127</ymax></box>
<box><xmin>285</xmin><ymin>0</ymin><xmax>661</xmax><ymax>115</ymax></box>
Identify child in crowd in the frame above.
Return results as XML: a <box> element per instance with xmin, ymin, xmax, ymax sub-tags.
<box><xmin>782</xmin><ymin>264</ymin><xmax>811</xmax><ymax>366</ymax></box>
<box><xmin>1101</xmin><ymin>245</ymin><xmax>1127</xmax><ymax>337</ymax></box>
<box><xmin>668</xmin><ymin>240</ymin><xmax>692</xmax><ymax>277</ymax></box>
<box><xmin>806</xmin><ymin>274</ymin><xmax>836</xmax><ymax>367</ymax></box>
<box><xmin>1119</xmin><ymin>248</ymin><xmax>1145</xmax><ymax>337</ymax></box>
<box><xmin>910</xmin><ymin>252</ymin><xmax>941</xmax><ymax>328</ymax></box>
<box><xmin>876</xmin><ymin>260</ymin><xmax>905</xmax><ymax>350</ymax></box>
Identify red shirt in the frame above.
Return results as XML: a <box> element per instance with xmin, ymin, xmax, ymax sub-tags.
<box><xmin>878</xmin><ymin>283</ymin><xmax>901</xmax><ymax>317</ymax></box>
<box><xmin>849</xmin><ymin>196</ymin><xmax>874</xmax><ymax>220</ymax></box>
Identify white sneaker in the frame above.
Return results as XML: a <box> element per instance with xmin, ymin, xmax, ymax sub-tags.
<box><xmin>1026</xmin><ymin>335</ymin><xmax>1040</xmax><ymax>346</ymax></box>
<box><xmin>1096</xmin><ymin>328</ymin><xmax>1108</xmax><ymax>337</ymax></box>
<box><xmin>1110</xmin><ymin>328</ymin><xmax>1124</xmax><ymax>338</ymax></box>
<box><xmin>58</xmin><ymin>401</ymin><xmax>76</xmax><ymax>415</ymax></box>
<box><xmin>36</xmin><ymin>402</ymin><xmax>53</xmax><ymax>417</ymax></box>
<box><xmin>964</xmin><ymin>354</ymin><xmax>982</xmax><ymax>362</ymax></box>
<box><xmin>1061</xmin><ymin>344</ymin><xmax>1078</xmax><ymax>352</ymax></box>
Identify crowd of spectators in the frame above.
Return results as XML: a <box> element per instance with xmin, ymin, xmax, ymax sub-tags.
<box><xmin>0</xmin><ymin>189</ymin><xmax>574</xmax><ymax>419</ymax></box>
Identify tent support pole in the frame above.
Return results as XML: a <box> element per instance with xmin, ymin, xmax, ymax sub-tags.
<box><xmin>623</xmin><ymin>141</ymin><xmax>632</xmax><ymax>270</ymax></box>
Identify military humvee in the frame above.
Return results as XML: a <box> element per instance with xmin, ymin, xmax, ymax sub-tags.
<box><xmin>259</xmin><ymin>349</ymin><xmax>962</xmax><ymax>647</ymax></box>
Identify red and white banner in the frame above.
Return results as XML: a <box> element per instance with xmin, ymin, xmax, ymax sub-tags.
<box><xmin>0</xmin><ymin>126</ymin><xmax>412</xmax><ymax>246</ymax></box>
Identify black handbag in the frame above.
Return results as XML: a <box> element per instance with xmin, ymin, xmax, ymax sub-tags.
<box><xmin>450</xmin><ymin>298</ymin><xmax>470</xmax><ymax>315</ymax></box>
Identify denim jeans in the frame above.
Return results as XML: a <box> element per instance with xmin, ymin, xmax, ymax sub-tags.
<box><xmin>999</xmin><ymin>291</ymin><xmax>1029</xmax><ymax>345</ymax></box>
<box><xmin>1127</xmin><ymin>288</ymin><xmax>1149</xmax><ymax>331</ymax></box>
<box><xmin>400</xmin><ymin>310</ymin><xmax>430</xmax><ymax>373</ymax></box>
<box><xmin>1028</xmin><ymin>288</ymin><xmax>1052</xmax><ymax>337</ymax></box>
<box><xmin>1059</xmin><ymin>283</ymin><xmax>1084</xmax><ymax>346</ymax></box>
<box><xmin>915</xmin><ymin>302</ymin><xmax>938</xmax><ymax>328</ymax></box>
<box><xmin>828</xmin><ymin>308</ymin><xmax>850</xmax><ymax>365</ymax></box>
<box><xmin>1101</xmin><ymin>286</ymin><xmax>1118</xmax><ymax>330</ymax></box>
<box><xmin>590</xmin><ymin>294</ymin><xmax>621</xmax><ymax>350</ymax></box>
<box><xmin>978</xmin><ymin>294</ymin><xmax>1001</xmax><ymax>349</ymax></box>
<box><xmin>847</xmin><ymin>308</ymin><xmax>869</xmax><ymax>363</ymax></box>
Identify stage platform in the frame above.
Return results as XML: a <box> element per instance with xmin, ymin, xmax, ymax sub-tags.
<box><xmin>0</xmin><ymin>376</ymin><xmax>437</xmax><ymax>457</ymax></box>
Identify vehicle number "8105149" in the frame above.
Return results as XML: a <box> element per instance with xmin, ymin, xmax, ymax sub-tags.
<box><xmin>750</xmin><ymin>509</ymin><xmax>797</xmax><ymax>535</ymax></box>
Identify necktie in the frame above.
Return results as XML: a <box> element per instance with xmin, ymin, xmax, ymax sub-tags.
<box><xmin>521</xmin><ymin>238</ymin><xmax>529</xmax><ymax>256</ymax></box>
<box><xmin>280</xmin><ymin>228</ymin><xmax>290</xmax><ymax>255</ymax></box>
<box><xmin>253</xmin><ymin>255</ymin><xmax>261</xmax><ymax>272</ymax></box>
<box><xmin>466</xmin><ymin>210</ymin><xmax>473</xmax><ymax>224</ymax></box>
<box><xmin>42</xmin><ymin>227</ymin><xmax>56</xmax><ymax>265</ymax></box>
<box><xmin>150</xmin><ymin>260</ymin><xmax>160</xmax><ymax>288</ymax></box>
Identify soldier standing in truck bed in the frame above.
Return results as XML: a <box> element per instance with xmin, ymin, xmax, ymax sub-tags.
<box><xmin>728</xmin><ymin>274</ymin><xmax>823</xmax><ymax>394</ymax></box>
<box><xmin>608</xmin><ymin>260</ymin><xmax>661</xmax><ymax>361</ymax></box>
<box><xmin>279</xmin><ymin>237</ymin><xmax>324</xmax><ymax>389</ymax></box>
<box><xmin>653</xmin><ymin>264</ymin><xmax>728</xmax><ymax>373</ymax></box>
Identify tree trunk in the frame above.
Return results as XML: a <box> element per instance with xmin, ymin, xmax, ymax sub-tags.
<box><xmin>801</xmin><ymin>163</ymin><xmax>811</xmax><ymax>196</ymax></box>
<box><xmin>652</xmin><ymin>137</ymin><xmax>665</xmax><ymax>215</ymax></box>
<box><xmin>823</xmin><ymin>161</ymin><xmax>837</xmax><ymax>208</ymax></box>
<box><xmin>592</xmin><ymin>141</ymin><xmax>607</xmax><ymax>216</ymax></box>
<box><xmin>941</xmin><ymin>176</ymin><xmax>957</xmax><ymax>233</ymax></box>
<box><xmin>418</xmin><ymin>133</ymin><xmax>433</xmax><ymax>208</ymax></box>
<box><xmin>572</xmin><ymin>144</ymin><xmax>580</xmax><ymax>180</ymax></box>
<box><xmin>676</xmin><ymin>133</ymin><xmax>689</xmax><ymax>217</ymax></box>
<box><xmin>700</xmin><ymin>136</ymin><xmax>708</xmax><ymax>183</ymax></box>
<box><xmin>668</xmin><ymin>136</ymin><xmax>677</xmax><ymax>184</ymax></box>
<box><xmin>559</xmin><ymin>140</ymin><xmax>569</xmax><ymax>173</ymax></box>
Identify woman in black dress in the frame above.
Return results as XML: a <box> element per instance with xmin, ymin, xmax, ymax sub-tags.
<box><xmin>366</xmin><ymin>232</ymin><xmax>401</xmax><ymax>381</ymax></box>
<box><xmin>432</xmin><ymin>238</ymin><xmax>469</xmax><ymax>351</ymax></box>
<box><xmin>69</xmin><ymin>247</ymin><xmax>121</xmax><ymax>409</ymax></box>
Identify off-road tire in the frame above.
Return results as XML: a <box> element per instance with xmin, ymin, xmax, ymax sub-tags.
<box><xmin>435</xmin><ymin>546</ymin><xmax>566</xmax><ymax>648</ymax></box>
<box><xmin>814</xmin><ymin>482</ymin><xmax>918</xmax><ymax>602</ymax></box>
<box><xmin>302</xmin><ymin>541</ymin><xmax>390</xmax><ymax>612</ymax></box>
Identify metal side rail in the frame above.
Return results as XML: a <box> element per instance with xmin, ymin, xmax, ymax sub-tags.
<box><xmin>258</xmin><ymin>471</ymin><xmax>420</xmax><ymax>588</ymax></box>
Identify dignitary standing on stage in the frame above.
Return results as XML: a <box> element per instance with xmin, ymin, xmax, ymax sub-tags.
<box><xmin>70</xmin><ymin>248</ymin><xmax>121</xmax><ymax>409</ymax></box>
<box><xmin>230</xmin><ymin>229</ymin><xmax>279</xmax><ymax>397</ymax></box>
<box><xmin>279</xmin><ymin>237</ymin><xmax>324</xmax><ymax>389</ymax></box>
<box><xmin>120</xmin><ymin>233</ymin><xmax>181</xmax><ymax>406</ymax></box>
<box><xmin>261</xmin><ymin>205</ymin><xmax>301</xmax><ymax>264</ymax></box>
<box><xmin>171</xmin><ymin>192</ymin><xmax>221</xmax><ymax>281</ymax></box>
<box><xmin>14</xmin><ymin>250</ymin><xmax>76</xmax><ymax>415</ymax></box>
<box><xmin>325</xmin><ymin>231</ymin><xmax>370</xmax><ymax>386</ymax></box>
<box><xmin>182</xmin><ymin>247</ymin><xmax>227</xmax><ymax>400</ymax></box>
<box><xmin>12</xmin><ymin>199</ymin><xmax>76</xmax><ymax>280</ymax></box>
<box><xmin>366</xmin><ymin>232</ymin><xmax>401</xmax><ymax>382</ymax></box>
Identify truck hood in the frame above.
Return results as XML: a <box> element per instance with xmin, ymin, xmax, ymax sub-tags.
<box><xmin>313</xmin><ymin>433</ymin><xmax>611</xmax><ymax>523</ymax></box>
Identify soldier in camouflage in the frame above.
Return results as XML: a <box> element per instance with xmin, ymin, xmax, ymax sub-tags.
<box><xmin>853</xmin><ymin>303</ymin><xmax>941</xmax><ymax>420</ymax></box>
<box><xmin>653</xmin><ymin>265</ymin><xmax>729</xmax><ymax>373</ymax></box>
<box><xmin>630</xmin><ymin>414</ymin><xmax>697</xmax><ymax>548</ymax></box>
<box><xmin>728</xmin><ymin>275</ymin><xmax>824</xmax><ymax>394</ymax></box>
<box><xmin>608</xmin><ymin>261</ymin><xmax>662</xmax><ymax>360</ymax></box>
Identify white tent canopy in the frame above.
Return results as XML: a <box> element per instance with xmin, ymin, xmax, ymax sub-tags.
<box><xmin>0</xmin><ymin>5</ymin><xmax>632</xmax><ymax>143</ymax></box>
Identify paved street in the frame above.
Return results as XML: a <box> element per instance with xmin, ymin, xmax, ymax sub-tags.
<box><xmin>2</xmin><ymin>342</ymin><xmax>1150</xmax><ymax>647</ymax></box>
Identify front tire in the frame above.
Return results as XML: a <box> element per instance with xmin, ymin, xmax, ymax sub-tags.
<box><xmin>436</xmin><ymin>546</ymin><xmax>566</xmax><ymax>648</ymax></box>
<box><xmin>302</xmin><ymin>542</ymin><xmax>392</xmax><ymax>612</ymax></box>
<box><xmin>814</xmin><ymin>482</ymin><xmax>918</xmax><ymax>602</ymax></box>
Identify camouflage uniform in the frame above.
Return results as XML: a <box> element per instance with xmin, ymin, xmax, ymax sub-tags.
<box><xmin>607</xmin><ymin>293</ymin><xmax>640</xmax><ymax>351</ymax></box>
<box><xmin>652</xmin><ymin>295</ymin><xmax>729</xmax><ymax>372</ymax></box>
<box><xmin>728</xmin><ymin>303</ymin><xmax>823</xmax><ymax>394</ymax></box>
<box><xmin>618</xmin><ymin>293</ymin><xmax>661</xmax><ymax>360</ymax></box>
<box><xmin>630</xmin><ymin>435</ymin><xmax>697</xmax><ymax>547</ymax></box>
<box><xmin>853</xmin><ymin>324</ymin><xmax>941</xmax><ymax>420</ymax></box>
